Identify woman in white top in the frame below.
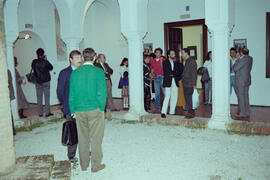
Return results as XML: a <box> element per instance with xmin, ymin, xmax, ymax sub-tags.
<box><xmin>119</xmin><ymin>57</ymin><xmax>128</xmax><ymax>77</ymax></box>
<box><xmin>203</xmin><ymin>51</ymin><xmax>212</xmax><ymax>105</ymax></box>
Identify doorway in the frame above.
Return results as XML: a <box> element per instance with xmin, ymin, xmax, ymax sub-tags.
<box><xmin>164</xmin><ymin>19</ymin><xmax>208</xmax><ymax>105</ymax></box>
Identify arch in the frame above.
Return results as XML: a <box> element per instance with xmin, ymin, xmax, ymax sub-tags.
<box><xmin>53</xmin><ymin>0</ymin><xmax>71</xmax><ymax>38</ymax></box>
<box><xmin>82</xmin><ymin>0</ymin><xmax>95</xmax><ymax>30</ymax></box>
<box><xmin>83</xmin><ymin>0</ymin><xmax>126</xmax><ymax>98</ymax></box>
<box><xmin>13</xmin><ymin>30</ymin><xmax>46</xmax><ymax>103</ymax></box>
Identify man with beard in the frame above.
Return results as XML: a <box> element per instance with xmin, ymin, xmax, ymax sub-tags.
<box><xmin>161</xmin><ymin>49</ymin><xmax>184</xmax><ymax>118</ymax></box>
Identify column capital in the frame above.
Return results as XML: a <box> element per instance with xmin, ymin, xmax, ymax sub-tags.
<box><xmin>123</xmin><ymin>31</ymin><xmax>146</xmax><ymax>41</ymax></box>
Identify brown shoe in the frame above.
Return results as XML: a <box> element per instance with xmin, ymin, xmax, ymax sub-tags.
<box><xmin>185</xmin><ymin>113</ymin><xmax>195</xmax><ymax>119</ymax></box>
<box><xmin>91</xmin><ymin>164</ymin><xmax>105</xmax><ymax>173</ymax></box>
<box><xmin>234</xmin><ymin>115</ymin><xmax>249</xmax><ymax>121</ymax></box>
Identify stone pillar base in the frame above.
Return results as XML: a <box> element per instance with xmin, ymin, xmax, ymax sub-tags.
<box><xmin>208</xmin><ymin>114</ymin><xmax>232</xmax><ymax>130</ymax></box>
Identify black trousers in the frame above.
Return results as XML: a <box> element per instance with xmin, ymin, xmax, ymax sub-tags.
<box><xmin>144</xmin><ymin>86</ymin><xmax>151</xmax><ymax>111</ymax></box>
<box><xmin>183</xmin><ymin>87</ymin><xmax>195</xmax><ymax>115</ymax></box>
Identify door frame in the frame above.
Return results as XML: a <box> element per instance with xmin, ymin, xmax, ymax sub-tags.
<box><xmin>164</xmin><ymin>19</ymin><xmax>208</xmax><ymax>61</ymax></box>
<box><xmin>266</xmin><ymin>12</ymin><xmax>270</xmax><ymax>78</ymax></box>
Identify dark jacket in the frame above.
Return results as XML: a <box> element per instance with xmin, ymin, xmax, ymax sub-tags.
<box><xmin>57</xmin><ymin>66</ymin><xmax>73</xmax><ymax>115</ymax></box>
<box><xmin>31</xmin><ymin>58</ymin><xmax>53</xmax><ymax>84</ymax></box>
<box><xmin>162</xmin><ymin>59</ymin><xmax>184</xmax><ymax>88</ymax></box>
<box><xmin>182</xmin><ymin>57</ymin><xmax>197</xmax><ymax>87</ymax></box>
<box><xmin>8</xmin><ymin>70</ymin><xmax>15</xmax><ymax>101</ymax></box>
<box><xmin>95</xmin><ymin>62</ymin><xmax>113</xmax><ymax>83</ymax></box>
<box><xmin>143</xmin><ymin>63</ymin><xmax>151</xmax><ymax>87</ymax></box>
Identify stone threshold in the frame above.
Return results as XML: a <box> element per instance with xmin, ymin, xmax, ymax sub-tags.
<box><xmin>14</xmin><ymin>110</ymin><xmax>270</xmax><ymax>136</ymax></box>
<box><xmin>109</xmin><ymin>112</ymin><xmax>270</xmax><ymax>136</ymax></box>
<box><xmin>0</xmin><ymin>155</ymin><xmax>71</xmax><ymax>180</ymax></box>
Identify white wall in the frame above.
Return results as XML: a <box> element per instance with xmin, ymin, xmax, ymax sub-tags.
<box><xmin>13</xmin><ymin>0</ymin><xmax>270</xmax><ymax>106</ymax></box>
<box><xmin>145</xmin><ymin>0</ymin><xmax>205</xmax><ymax>51</ymax></box>
<box><xmin>13</xmin><ymin>31</ymin><xmax>45</xmax><ymax>103</ymax></box>
<box><xmin>83</xmin><ymin>0</ymin><xmax>128</xmax><ymax>98</ymax></box>
<box><xmin>15</xmin><ymin>0</ymin><xmax>69</xmax><ymax>105</ymax></box>
<box><xmin>229</xmin><ymin>0</ymin><xmax>270</xmax><ymax>106</ymax></box>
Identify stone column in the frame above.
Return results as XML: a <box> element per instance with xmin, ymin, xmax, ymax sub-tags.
<box><xmin>205</xmin><ymin>0</ymin><xmax>231</xmax><ymax>130</ymax></box>
<box><xmin>118</xmin><ymin>0</ymin><xmax>148</xmax><ymax>120</ymax></box>
<box><xmin>0</xmin><ymin>1</ymin><xmax>16</xmax><ymax>175</ymax></box>
<box><xmin>125</xmin><ymin>32</ymin><xmax>146</xmax><ymax>119</ymax></box>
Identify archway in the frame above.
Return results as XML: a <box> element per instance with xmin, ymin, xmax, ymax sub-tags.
<box><xmin>13</xmin><ymin>31</ymin><xmax>46</xmax><ymax>103</ymax></box>
<box><xmin>83</xmin><ymin>0</ymin><xmax>128</xmax><ymax>98</ymax></box>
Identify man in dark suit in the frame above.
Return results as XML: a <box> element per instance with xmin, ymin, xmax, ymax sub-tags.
<box><xmin>233</xmin><ymin>48</ymin><xmax>253</xmax><ymax>121</ymax></box>
<box><xmin>161</xmin><ymin>49</ymin><xmax>184</xmax><ymax>118</ymax></box>
<box><xmin>57</xmin><ymin>50</ymin><xmax>82</xmax><ymax>160</ymax></box>
<box><xmin>182</xmin><ymin>48</ymin><xmax>197</xmax><ymax>119</ymax></box>
<box><xmin>95</xmin><ymin>54</ymin><xmax>116</xmax><ymax>111</ymax></box>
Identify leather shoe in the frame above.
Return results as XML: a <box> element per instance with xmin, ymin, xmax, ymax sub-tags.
<box><xmin>185</xmin><ymin>113</ymin><xmax>195</xmax><ymax>119</ymax></box>
<box><xmin>234</xmin><ymin>115</ymin><xmax>250</xmax><ymax>122</ymax></box>
<box><xmin>161</xmin><ymin>113</ymin><xmax>166</xmax><ymax>118</ymax></box>
<box><xmin>91</xmin><ymin>164</ymin><xmax>105</xmax><ymax>173</ymax></box>
<box><xmin>45</xmin><ymin>113</ymin><xmax>53</xmax><ymax>117</ymax></box>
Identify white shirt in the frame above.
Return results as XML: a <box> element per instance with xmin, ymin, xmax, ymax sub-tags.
<box><xmin>203</xmin><ymin>60</ymin><xmax>212</xmax><ymax>78</ymax></box>
<box><xmin>119</xmin><ymin>66</ymin><xmax>128</xmax><ymax>77</ymax></box>
<box><xmin>230</xmin><ymin>58</ymin><xmax>237</xmax><ymax>76</ymax></box>
<box><xmin>83</xmin><ymin>61</ymin><xmax>93</xmax><ymax>66</ymax></box>
<box><xmin>169</xmin><ymin>59</ymin><xmax>174</xmax><ymax>70</ymax></box>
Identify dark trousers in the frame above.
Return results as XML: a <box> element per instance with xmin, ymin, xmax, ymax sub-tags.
<box><xmin>144</xmin><ymin>86</ymin><xmax>151</xmax><ymax>111</ymax></box>
<box><xmin>35</xmin><ymin>81</ymin><xmax>51</xmax><ymax>116</ymax></box>
<box><xmin>183</xmin><ymin>87</ymin><xmax>195</xmax><ymax>115</ymax></box>
<box><xmin>66</xmin><ymin>115</ymin><xmax>78</xmax><ymax>159</ymax></box>
<box><xmin>235</xmin><ymin>85</ymin><xmax>250</xmax><ymax>117</ymax></box>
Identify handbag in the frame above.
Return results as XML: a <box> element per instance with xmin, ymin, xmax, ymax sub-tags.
<box><xmin>26</xmin><ymin>69</ymin><xmax>37</xmax><ymax>84</ymax></box>
<box><xmin>62</xmin><ymin>120</ymin><xmax>78</xmax><ymax>146</ymax></box>
<box><xmin>192</xmin><ymin>89</ymin><xmax>200</xmax><ymax>109</ymax></box>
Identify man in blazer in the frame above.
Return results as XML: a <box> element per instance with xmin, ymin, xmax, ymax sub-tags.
<box><xmin>95</xmin><ymin>54</ymin><xmax>116</xmax><ymax>111</ymax></box>
<box><xmin>57</xmin><ymin>50</ymin><xmax>82</xmax><ymax>160</ymax></box>
<box><xmin>233</xmin><ymin>48</ymin><xmax>253</xmax><ymax>121</ymax></box>
<box><xmin>182</xmin><ymin>48</ymin><xmax>197</xmax><ymax>119</ymax></box>
<box><xmin>161</xmin><ymin>49</ymin><xmax>184</xmax><ymax>118</ymax></box>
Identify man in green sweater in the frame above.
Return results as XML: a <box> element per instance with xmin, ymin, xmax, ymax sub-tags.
<box><xmin>69</xmin><ymin>48</ymin><xmax>107</xmax><ymax>173</ymax></box>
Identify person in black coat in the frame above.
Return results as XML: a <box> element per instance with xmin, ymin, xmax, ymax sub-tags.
<box><xmin>57</xmin><ymin>50</ymin><xmax>82</xmax><ymax>160</ymax></box>
<box><xmin>31</xmin><ymin>48</ymin><xmax>53</xmax><ymax>117</ymax></box>
<box><xmin>161</xmin><ymin>49</ymin><xmax>184</xmax><ymax>118</ymax></box>
<box><xmin>143</xmin><ymin>55</ymin><xmax>152</xmax><ymax>112</ymax></box>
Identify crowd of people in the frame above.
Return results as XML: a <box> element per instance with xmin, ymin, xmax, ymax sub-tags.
<box><xmin>6</xmin><ymin>45</ymin><xmax>252</xmax><ymax>173</ymax></box>
<box><xmin>143</xmin><ymin>46</ymin><xmax>252</xmax><ymax>121</ymax></box>
<box><xmin>143</xmin><ymin>48</ymin><xmax>197</xmax><ymax>119</ymax></box>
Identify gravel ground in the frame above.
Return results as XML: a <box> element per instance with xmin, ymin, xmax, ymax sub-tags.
<box><xmin>15</xmin><ymin>120</ymin><xmax>270</xmax><ymax>180</ymax></box>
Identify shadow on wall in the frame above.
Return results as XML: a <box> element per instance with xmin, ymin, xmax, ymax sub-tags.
<box><xmin>13</xmin><ymin>30</ymin><xmax>46</xmax><ymax>103</ymax></box>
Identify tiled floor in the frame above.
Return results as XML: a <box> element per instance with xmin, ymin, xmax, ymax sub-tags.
<box><xmin>24</xmin><ymin>99</ymin><xmax>270</xmax><ymax>123</ymax></box>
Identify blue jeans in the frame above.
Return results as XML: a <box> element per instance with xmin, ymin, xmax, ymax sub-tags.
<box><xmin>230</xmin><ymin>75</ymin><xmax>237</xmax><ymax>95</ymax></box>
<box><xmin>154</xmin><ymin>76</ymin><xmax>165</xmax><ymax>109</ymax></box>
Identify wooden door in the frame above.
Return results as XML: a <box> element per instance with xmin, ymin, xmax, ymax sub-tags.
<box><xmin>168</xmin><ymin>27</ymin><xmax>183</xmax><ymax>61</ymax></box>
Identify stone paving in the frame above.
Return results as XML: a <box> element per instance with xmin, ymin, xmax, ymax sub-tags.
<box><xmin>0</xmin><ymin>155</ymin><xmax>70</xmax><ymax>180</ymax></box>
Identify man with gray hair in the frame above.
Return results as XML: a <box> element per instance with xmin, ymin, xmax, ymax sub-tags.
<box><xmin>233</xmin><ymin>47</ymin><xmax>253</xmax><ymax>121</ymax></box>
<box><xmin>69</xmin><ymin>48</ymin><xmax>107</xmax><ymax>173</ymax></box>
